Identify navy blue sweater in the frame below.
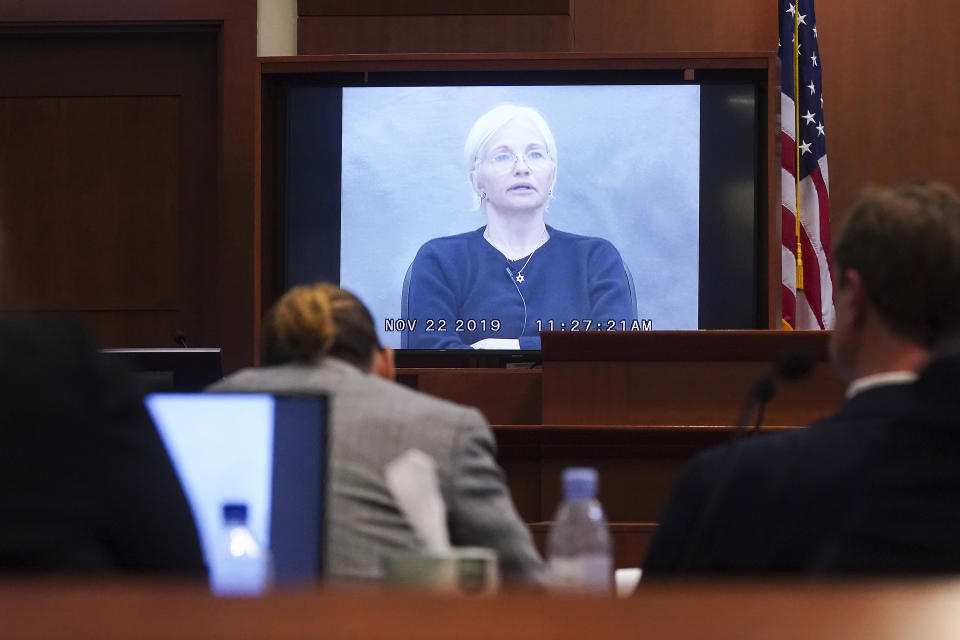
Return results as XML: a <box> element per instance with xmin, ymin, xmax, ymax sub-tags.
<box><xmin>404</xmin><ymin>226</ymin><xmax>635</xmax><ymax>349</ymax></box>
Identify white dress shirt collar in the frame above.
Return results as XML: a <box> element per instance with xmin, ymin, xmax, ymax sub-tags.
<box><xmin>845</xmin><ymin>370</ymin><xmax>918</xmax><ymax>399</ymax></box>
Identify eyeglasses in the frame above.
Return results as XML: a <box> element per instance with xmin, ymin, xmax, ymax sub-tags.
<box><xmin>483</xmin><ymin>147</ymin><xmax>554</xmax><ymax>174</ymax></box>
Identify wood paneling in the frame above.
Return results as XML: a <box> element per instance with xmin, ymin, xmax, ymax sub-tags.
<box><xmin>300</xmin><ymin>0</ymin><xmax>570</xmax><ymax>16</ymax></box>
<box><xmin>541</xmin><ymin>331</ymin><xmax>845</xmax><ymax>425</ymax></box>
<box><xmin>816</xmin><ymin>1</ymin><xmax>960</xmax><ymax>219</ymax></box>
<box><xmin>298</xmin><ymin>15</ymin><xmax>572</xmax><ymax>54</ymax></box>
<box><xmin>543</xmin><ymin>360</ymin><xmax>843</xmax><ymax>425</ymax></box>
<box><xmin>0</xmin><ymin>96</ymin><xmax>180</xmax><ymax>310</ymax></box>
<box><xmin>570</xmin><ymin>0</ymin><xmax>777</xmax><ymax>53</ymax></box>
<box><xmin>0</xmin><ymin>30</ymin><xmax>217</xmax><ymax>350</ymax></box>
<box><xmin>409</xmin><ymin>368</ymin><xmax>541</xmax><ymax>425</ymax></box>
<box><xmin>0</xmin><ymin>310</ymin><xmax>182</xmax><ymax>348</ymax></box>
<box><xmin>498</xmin><ymin>423</ymin><xmax>748</xmax><ymax>567</ymax></box>
<box><xmin>0</xmin><ymin>1</ymin><xmax>257</xmax><ymax>370</ymax></box>
<box><xmin>495</xmin><ymin>424</ymin><xmax>743</xmax><ymax>523</ymax></box>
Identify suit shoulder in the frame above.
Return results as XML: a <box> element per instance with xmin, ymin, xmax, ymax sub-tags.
<box><xmin>343</xmin><ymin>372</ymin><xmax>485</xmax><ymax>426</ymax></box>
<box><xmin>689</xmin><ymin>427</ymin><xmax>815</xmax><ymax>480</ymax></box>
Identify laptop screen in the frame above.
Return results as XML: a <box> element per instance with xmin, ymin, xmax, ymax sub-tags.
<box><xmin>145</xmin><ymin>393</ymin><xmax>328</xmax><ymax>593</ymax></box>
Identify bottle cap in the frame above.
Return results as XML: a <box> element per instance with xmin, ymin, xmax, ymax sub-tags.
<box><xmin>562</xmin><ymin>467</ymin><xmax>598</xmax><ymax>501</ymax></box>
<box><xmin>222</xmin><ymin>503</ymin><xmax>248</xmax><ymax>523</ymax></box>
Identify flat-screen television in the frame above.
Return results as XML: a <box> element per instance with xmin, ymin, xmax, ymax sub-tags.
<box><xmin>271</xmin><ymin>60</ymin><xmax>770</xmax><ymax>356</ymax></box>
<box><xmin>146</xmin><ymin>393</ymin><xmax>328</xmax><ymax>593</ymax></box>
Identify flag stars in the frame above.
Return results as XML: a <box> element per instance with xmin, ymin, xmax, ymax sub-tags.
<box><xmin>816</xmin><ymin>122</ymin><xmax>825</xmax><ymax>136</ymax></box>
<box><xmin>807</xmin><ymin>80</ymin><xmax>816</xmax><ymax>95</ymax></box>
<box><xmin>798</xmin><ymin>13</ymin><xmax>807</xmax><ymax>25</ymax></box>
<box><xmin>813</xmin><ymin>26</ymin><xmax>818</xmax><ymax>38</ymax></box>
<box><xmin>802</xmin><ymin>110</ymin><xmax>816</xmax><ymax>125</ymax></box>
<box><xmin>811</xmin><ymin>52</ymin><xmax>818</xmax><ymax>67</ymax></box>
<box><xmin>787</xmin><ymin>3</ymin><xmax>796</xmax><ymax>16</ymax></box>
<box><xmin>799</xmin><ymin>140</ymin><xmax>812</xmax><ymax>155</ymax></box>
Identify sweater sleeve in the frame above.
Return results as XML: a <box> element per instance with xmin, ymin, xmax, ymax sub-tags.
<box><xmin>587</xmin><ymin>240</ymin><xmax>637</xmax><ymax>324</ymax></box>
<box><xmin>406</xmin><ymin>241</ymin><xmax>472</xmax><ymax>349</ymax></box>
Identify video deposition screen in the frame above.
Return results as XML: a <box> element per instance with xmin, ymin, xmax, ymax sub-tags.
<box><xmin>282</xmin><ymin>71</ymin><xmax>763</xmax><ymax>349</ymax></box>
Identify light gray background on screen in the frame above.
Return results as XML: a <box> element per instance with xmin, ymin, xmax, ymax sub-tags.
<box><xmin>340</xmin><ymin>85</ymin><xmax>700</xmax><ymax>348</ymax></box>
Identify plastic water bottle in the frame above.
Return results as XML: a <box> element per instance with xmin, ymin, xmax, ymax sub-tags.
<box><xmin>546</xmin><ymin>468</ymin><xmax>613</xmax><ymax>594</ymax></box>
<box><xmin>212</xmin><ymin>503</ymin><xmax>273</xmax><ymax>597</ymax></box>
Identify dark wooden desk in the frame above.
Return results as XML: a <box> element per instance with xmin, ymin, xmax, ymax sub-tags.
<box><xmin>398</xmin><ymin>331</ymin><xmax>847</xmax><ymax>566</ymax></box>
<box><xmin>4</xmin><ymin>580</ymin><xmax>960</xmax><ymax>639</ymax></box>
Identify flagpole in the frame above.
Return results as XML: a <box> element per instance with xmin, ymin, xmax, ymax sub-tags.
<box><xmin>794</xmin><ymin>1</ymin><xmax>804</xmax><ymax>293</ymax></box>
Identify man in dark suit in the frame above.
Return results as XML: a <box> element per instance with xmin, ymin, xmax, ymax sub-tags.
<box><xmin>0</xmin><ymin>315</ymin><xmax>205</xmax><ymax>574</ymax></box>
<box><xmin>812</xmin><ymin>345</ymin><xmax>960</xmax><ymax>575</ymax></box>
<box><xmin>642</xmin><ymin>182</ymin><xmax>960</xmax><ymax>576</ymax></box>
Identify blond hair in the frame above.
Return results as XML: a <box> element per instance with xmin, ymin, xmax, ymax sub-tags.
<box><xmin>263</xmin><ymin>283</ymin><xmax>380</xmax><ymax>368</ymax></box>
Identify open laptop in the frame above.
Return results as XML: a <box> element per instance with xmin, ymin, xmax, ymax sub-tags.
<box><xmin>145</xmin><ymin>393</ymin><xmax>328</xmax><ymax>593</ymax></box>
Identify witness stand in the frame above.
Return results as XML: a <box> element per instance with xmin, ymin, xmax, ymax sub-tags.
<box><xmin>397</xmin><ymin>331</ymin><xmax>846</xmax><ymax>567</ymax></box>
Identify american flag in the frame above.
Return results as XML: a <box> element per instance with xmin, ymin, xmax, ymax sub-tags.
<box><xmin>779</xmin><ymin>0</ymin><xmax>834</xmax><ymax>330</ymax></box>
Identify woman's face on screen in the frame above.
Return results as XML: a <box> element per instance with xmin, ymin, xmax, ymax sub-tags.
<box><xmin>472</xmin><ymin>118</ymin><xmax>556</xmax><ymax>215</ymax></box>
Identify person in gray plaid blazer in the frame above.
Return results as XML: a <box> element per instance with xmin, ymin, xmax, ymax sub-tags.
<box><xmin>209</xmin><ymin>283</ymin><xmax>544</xmax><ymax>584</ymax></box>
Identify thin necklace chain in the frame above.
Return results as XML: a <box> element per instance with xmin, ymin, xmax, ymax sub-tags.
<box><xmin>515</xmin><ymin>227</ymin><xmax>549</xmax><ymax>276</ymax></box>
<box><xmin>485</xmin><ymin>225</ymin><xmax>549</xmax><ymax>262</ymax></box>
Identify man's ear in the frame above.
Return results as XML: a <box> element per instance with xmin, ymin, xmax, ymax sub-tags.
<box><xmin>371</xmin><ymin>346</ymin><xmax>396</xmax><ymax>381</ymax></box>
<box><xmin>842</xmin><ymin>268</ymin><xmax>869</xmax><ymax>328</ymax></box>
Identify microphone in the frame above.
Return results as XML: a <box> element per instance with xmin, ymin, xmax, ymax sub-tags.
<box><xmin>737</xmin><ymin>350</ymin><xmax>814</xmax><ymax>436</ymax></box>
<box><xmin>173</xmin><ymin>331</ymin><xmax>189</xmax><ymax>348</ymax></box>
<box><xmin>505</xmin><ymin>266</ymin><xmax>515</xmax><ymax>280</ymax></box>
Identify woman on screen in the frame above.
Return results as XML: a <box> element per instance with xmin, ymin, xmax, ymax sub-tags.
<box><xmin>405</xmin><ymin>104</ymin><xmax>635</xmax><ymax>349</ymax></box>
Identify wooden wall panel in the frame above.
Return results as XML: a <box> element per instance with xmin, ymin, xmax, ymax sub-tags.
<box><xmin>0</xmin><ymin>96</ymin><xmax>180</xmax><ymax>310</ymax></box>
<box><xmin>542</xmin><ymin>361</ymin><xmax>844</xmax><ymax>426</ymax></box>
<box><xmin>569</xmin><ymin>0</ymin><xmax>777</xmax><ymax>53</ymax></box>
<box><xmin>0</xmin><ymin>1</ymin><xmax>257</xmax><ymax>370</ymax></box>
<box><xmin>403</xmin><ymin>368</ymin><xmax>542</xmax><ymax>425</ymax></box>
<box><xmin>300</xmin><ymin>0</ymin><xmax>570</xmax><ymax>16</ymax></box>
<box><xmin>540</xmin><ymin>331</ymin><xmax>846</xmax><ymax>426</ymax></box>
<box><xmin>816</xmin><ymin>0</ymin><xmax>960</xmax><ymax>219</ymax></box>
<box><xmin>0</xmin><ymin>31</ymin><xmax>217</xmax><ymax>350</ymax></box>
<box><xmin>296</xmin><ymin>0</ymin><xmax>774</xmax><ymax>55</ymax></box>
<box><xmin>298</xmin><ymin>15</ymin><xmax>572</xmax><ymax>54</ymax></box>
<box><xmin>0</xmin><ymin>310</ymin><xmax>182</xmax><ymax>348</ymax></box>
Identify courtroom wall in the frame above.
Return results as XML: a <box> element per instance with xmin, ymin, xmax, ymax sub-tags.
<box><xmin>815</xmin><ymin>1</ymin><xmax>959</xmax><ymax>220</ymax></box>
<box><xmin>0</xmin><ymin>0</ymin><xmax>258</xmax><ymax>372</ymax></box>
<box><xmin>296</xmin><ymin>0</ymin><xmax>959</xmax><ymax>223</ymax></box>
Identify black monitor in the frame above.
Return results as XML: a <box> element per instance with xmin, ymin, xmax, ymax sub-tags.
<box><xmin>145</xmin><ymin>392</ymin><xmax>329</xmax><ymax>592</ymax></box>
<box><xmin>272</xmin><ymin>63</ymin><xmax>768</xmax><ymax>359</ymax></box>
<box><xmin>101</xmin><ymin>348</ymin><xmax>223</xmax><ymax>392</ymax></box>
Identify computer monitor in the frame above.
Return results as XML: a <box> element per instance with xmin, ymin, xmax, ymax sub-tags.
<box><xmin>145</xmin><ymin>393</ymin><xmax>328</xmax><ymax>592</ymax></box>
<box><xmin>102</xmin><ymin>348</ymin><xmax>223</xmax><ymax>392</ymax></box>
